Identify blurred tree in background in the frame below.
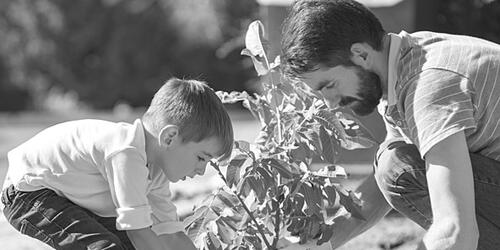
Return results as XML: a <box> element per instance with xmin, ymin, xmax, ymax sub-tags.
<box><xmin>430</xmin><ymin>0</ymin><xmax>500</xmax><ymax>43</ymax></box>
<box><xmin>0</xmin><ymin>0</ymin><xmax>258</xmax><ymax>110</ymax></box>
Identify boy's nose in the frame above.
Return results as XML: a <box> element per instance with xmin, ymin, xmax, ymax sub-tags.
<box><xmin>195</xmin><ymin>164</ymin><xmax>206</xmax><ymax>176</ymax></box>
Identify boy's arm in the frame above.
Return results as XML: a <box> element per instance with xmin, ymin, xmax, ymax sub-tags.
<box><xmin>158</xmin><ymin>231</ymin><xmax>197</xmax><ymax>250</ymax></box>
<box><xmin>145</xmin><ymin>167</ymin><xmax>197</xmax><ymax>248</ymax></box>
<box><xmin>127</xmin><ymin>228</ymin><xmax>164</xmax><ymax>249</ymax></box>
<box><xmin>127</xmin><ymin>228</ymin><xmax>196</xmax><ymax>250</ymax></box>
<box><xmin>329</xmin><ymin>174</ymin><xmax>392</xmax><ymax>248</ymax></box>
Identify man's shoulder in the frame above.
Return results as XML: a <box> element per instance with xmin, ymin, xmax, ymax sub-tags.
<box><xmin>397</xmin><ymin>31</ymin><xmax>493</xmax><ymax>84</ymax></box>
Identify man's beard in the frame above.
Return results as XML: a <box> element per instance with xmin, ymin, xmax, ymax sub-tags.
<box><xmin>340</xmin><ymin>66</ymin><xmax>383</xmax><ymax>116</ymax></box>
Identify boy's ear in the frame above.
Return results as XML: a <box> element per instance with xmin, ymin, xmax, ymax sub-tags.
<box><xmin>158</xmin><ymin>125</ymin><xmax>179</xmax><ymax>147</ymax></box>
<box><xmin>350</xmin><ymin>42</ymin><xmax>371</xmax><ymax>69</ymax></box>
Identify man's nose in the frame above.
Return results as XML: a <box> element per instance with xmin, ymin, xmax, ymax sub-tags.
<box><xmin>325</xmin><ymin>96</ymin><xmax>341</xmax><ymax>109</ymax></box>
<box><xmin>321</xmin><ymin>89</ymin><xmax>341</xmax><ymax>109</ymax></box>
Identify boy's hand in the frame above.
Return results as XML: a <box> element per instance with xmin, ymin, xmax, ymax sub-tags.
<box><xmin>158</xmin><ymin>231</ymin><xmax>197</xmax><ymax>250</ymax></box>
<box><xmin>127</xmin><ymin>228</ymin><xmax>196</xmax><ymax>250</ymax></box>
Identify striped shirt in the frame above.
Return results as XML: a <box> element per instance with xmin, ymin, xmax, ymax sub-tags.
<box><xmin>386</xmin><ymin>31</ymin><xmax>500</xmax><ymax>160</ymax></box>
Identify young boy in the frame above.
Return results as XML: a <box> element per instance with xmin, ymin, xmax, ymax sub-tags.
<box><xmin>1</xmin><ymin>78</ymin><xmax>234</xmax><ymax>249</ymax></box>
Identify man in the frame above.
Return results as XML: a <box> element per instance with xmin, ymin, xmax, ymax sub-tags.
<box><xmin>281</xmin><ymin>0</ymin><xmax>500</xmax><ymax>249</ymax></box>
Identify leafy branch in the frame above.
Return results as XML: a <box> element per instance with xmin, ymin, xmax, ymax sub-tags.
<box><xmin>210</xmin><ymin>161</ymin><xmax>273</xmax><ymax>249</ymax></box>
<box><xmin>184</xmin><ymin>20</ymin><xmax>376</xmax><ymax>250</ymax></box>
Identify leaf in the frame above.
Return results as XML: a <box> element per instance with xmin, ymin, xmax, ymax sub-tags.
<box><xmin>247</xmin><ymin>175</ymin><xmax>266</xmax><ymax>204</ymax></box>
<box><xmin>299</xmin><ymin>181</ymin><xmax>322</xmax><ymax>217</ymax></box>
<box><xmin>317</xmin><ymin>224</ymin><xmax>335</xmax><ymax>245</ymax></box>
<box><xmin>204</xmin><ymin>232</ymin><xmax>223</xmax><ymax>250</ymax></box>
<box><xmin>227</xmin><ymin>158</ymin><xmax>246</xmax><ymax>188</ymax></box>
<box><xmin>184</xmin><ymin>206</ymin><xmax>210</xmax><ymax>240</ymax></box>
<box><xmin>269</xmin><ymin>88</ymin><xmax>285</xmax><ymax>109</ymax></box>
<box><xmin>216</xmin><ymin>191</ymin><xmax>240</xmax><ymax>209</ymax></box>
<box><xmin>216</xmin><ymin>218</ymin><xmax>236</xmax><ymax>245</ymax></box>
<box><xmin>276</xmin><ymin>80</ymin><xmax>295</xmax><ymax>96</ymax></box>
<box><xmin>244</xmin><ymin>20</ymin><xmax>269</xmax><ymax>59</ymax></box>
<box><xmin>241</xmin><ymin>20</ymin><xmax>270</xmax><ymax>76</ymax></box>
<box><xmin>314</xmin><ymin>109</ymin><xmax>376</xmax><ymax>150</ymax></box>
<box><xmin>314</xmin><ymin>110</ymin><xmax>343</xmax><ymax>133</ymax></box>
<box><xmin>254</xmin><ymin>129</ymin><xmax>269</xmax><ymax>145</ymax></box>
<box><xmin>339</xmin><ymin>190</ymin><xmax>365</xmax><ymax>221</ymax></box>
<box><xmin>243</xmin><ymin>96</ymin><xmax>261</xmax><ymax>119</ymax></box>
<box><xmin>261</xmin><ymin>158</ymin><xmax>295</xmax><ymax>179</ymax></box>
<box><xmin>269</xmin><ymin>55</ymin><xmax>281</xmax><ymax>70</ymax></box>
<box><xmin>319</xmin><ymin>126</ymin><xmax>337</xmax><ymax>164</ymax></box>
<box><xmin>298</xmin><ymin>130</ymin><xmax>322</xmax><ymax>155</ymax></box>
<box><xmin>241</xmin><ymin>48</ymin><xmax>269</xmax><ymax>76</ymax></box>
<box><xmin>237</xmin><ymin>175</ymin><xmax>254</xmax><ymax>197</ymax></box>
<box><xmin>255</xmin><ymin>166</ymin><xmax>275</xmax><ymax>194</ymax></box>
<box><xmin>216</xmin><ymin>91</ymin><xmax>251</xmax><ymax>104</ymax></box>
<box><xmin>244</xmin><ymin>235</ymin><xmax>262</xmax><ymax>250</ymax></box>
<box><xmin>289</xmin><ymin>142</ymin><xmax>310</xmax><ymax>164</ymax></box>
<box><xmin>323</xmin><ymin>185</ymin><xmax>337</xmax><ymax>206</ymax></box>
<box><xmin>335</xmin><ymin>112</ymin><xmax>377</xmax><ymax>149</ymax></box>
<box><xmin>257</xmin><ymin>99</ymin><xmax>274</xmax><ymax>126</ymax></box>
<box><xmin>310</xmin><ymin>221</ymin><xmax>321</xmax><ymax>239</ymax></box>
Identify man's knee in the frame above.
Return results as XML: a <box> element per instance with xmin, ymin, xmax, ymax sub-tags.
<box><xmin>374</xmin><ymin>140</ymin><xmax>426</xmax><ymax>194</ymax></box>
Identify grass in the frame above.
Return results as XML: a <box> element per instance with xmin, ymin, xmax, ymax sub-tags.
<box><xmin>0</xmin><ymin>110</ymin><xmax>424</xmax><ymax>249</ymax></box>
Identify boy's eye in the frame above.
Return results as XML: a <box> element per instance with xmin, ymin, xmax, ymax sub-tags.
<box><xmin>197</xmin><ymin>156</ymin><xmax>205</xmax><ymax>162</ymax></box>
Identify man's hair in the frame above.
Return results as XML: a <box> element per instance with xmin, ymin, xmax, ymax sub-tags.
<box><xmin>281</xmin><ymin>0</ymin><xmax>385</xmax><ymax>78</ymax></box>
<box><xmin>142</xmin><ymin>77</ymin><xmax>233</xmax><ymax>160</ymax></box>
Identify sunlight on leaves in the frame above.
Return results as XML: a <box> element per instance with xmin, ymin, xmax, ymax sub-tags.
<box><xmin>185</xmin><ymin>19</ymin><xmax>375</xmax><ymax>249</ymax></box>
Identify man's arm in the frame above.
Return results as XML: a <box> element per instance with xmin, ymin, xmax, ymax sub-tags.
<box><xmin>420</xmin><ymin>131</ymin><xmax>479</xmax><ymax>250</ymax></box>
<box><xmin>329</xmin><ymin>174</ymin><xmax>392</xmax><ymax>248</ymax></box>
<box><xmin>127</xmin><ymin>228</ymin><xmax>197</xmax><ymax>250</ymax></box>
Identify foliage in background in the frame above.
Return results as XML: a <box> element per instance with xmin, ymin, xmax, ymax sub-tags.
<box><xmin>434</xmin><ymin>0</ymin><xmax>500</xmax><ymax>43</ymax></box>
<box><xmin>184</xmin><ymin>21</ymin><xmax>376</xmax><ymax>250</ymax></box>
<box><xmin>0</xmin><ymin>0</ymin><xmax>258</xmax><ymax>110</ymax></box>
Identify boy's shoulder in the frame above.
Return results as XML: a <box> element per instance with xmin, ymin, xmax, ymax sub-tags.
<box><xmin>60</xmin><ymin>118</ymin><xmax>144</xmax><ymax>145</ymax></box>
<box><xmin>12</xmin><ymin>118</ymin><xmax>145</xmax><ymax>157</ymax></box>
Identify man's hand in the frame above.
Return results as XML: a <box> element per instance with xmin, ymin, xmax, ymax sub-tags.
<box><xmin>328</xmin><ymin>174</ymin><xmax>392</xmax><ymax>249</ymax></box>
<box><xmin>424</xmin><ymin>130</ymin><xmax>479</xmax><ymax>249</ymax></box>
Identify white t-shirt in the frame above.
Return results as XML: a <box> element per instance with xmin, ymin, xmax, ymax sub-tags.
<box><xmin>3</xmin><ymin>119</ymin><xmax>183</xmax><ymax>234</ymax></box>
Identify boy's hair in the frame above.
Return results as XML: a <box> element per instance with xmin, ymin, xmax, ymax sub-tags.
<box><xmin>281</xmin><ymin>0</ymin><xmax>385</xmax><ymax>78</ymax></box>
<box><xmin>142</xmin><ymin>77</ymin><xmax>233</xmax><ymax>160</ymax></box>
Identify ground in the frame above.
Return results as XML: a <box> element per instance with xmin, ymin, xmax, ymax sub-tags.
<box><xmin>0</xmin><ymin>110</ymin><xmax>424</xmax><ymax>249</ymax></box>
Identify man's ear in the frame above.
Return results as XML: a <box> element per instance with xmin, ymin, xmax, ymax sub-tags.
<box><xmin>350</xmin><ymin>42</ymin><xmax>371</xmax><ymax>68</ymax></box>
<box><xmin>158</xmin><ymin>125</ymin><xmax>179</xmax><ymax>147</ymax></box>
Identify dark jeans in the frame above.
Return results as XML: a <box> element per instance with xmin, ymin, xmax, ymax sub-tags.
<box><xmin>374</xmin><ymin>139</ymin><xmax>500</xmax><ymax>250</ymax></box>
<box><xmin>1</xmin><ymin>185</ymin><xmax>135</xmax><ymax>250</ymax></box>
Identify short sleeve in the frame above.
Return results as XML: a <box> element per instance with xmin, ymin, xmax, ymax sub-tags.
<box><xmin>147</xmin><ymin>167</ymin><xmax>184</xmax><ymax>235</ymax></box>
<box><xmin>105</xmin><ymin>149</ymin><xmax>153</xmax><ymax>230</ymax></box>
<box><xmin>402</xmin><ymin>68</ymin><xmax>476</xmax><ymax>157</ymax></box>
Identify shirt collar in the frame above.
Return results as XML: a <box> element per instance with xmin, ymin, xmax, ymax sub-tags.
<box><xmin>387</xmin><ymin>32</ymin><xmax>403</xmax><ymax>106</ymax></box>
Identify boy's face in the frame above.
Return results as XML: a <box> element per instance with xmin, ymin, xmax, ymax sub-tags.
<box><xmin>156</xmin><ymin>135</ymin><xmax>222</xmax><ymax>182</ymax></box>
